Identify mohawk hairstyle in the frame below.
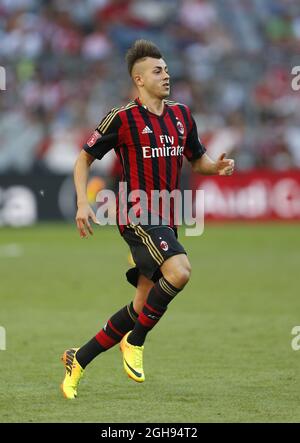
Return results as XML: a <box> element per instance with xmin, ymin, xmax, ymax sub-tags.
<box><xmin>125</xmin><ymin>39</ymin><xmax>163</xmax><ymax>76</ymax></box>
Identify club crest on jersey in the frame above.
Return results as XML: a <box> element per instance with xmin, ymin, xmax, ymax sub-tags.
<box><xmin>87</xmin><ymin>130</ymin><xmax>101</xmax><ymax>147</ymax></box>
<box><xmin>177</xmin><ymin>121</ymin><xmax>184</xmax><ymax>135</ymax></box>
<box><xmin>160</xmin><ymin>241</ymin><xmax>169</xmax><ymax>251</ymax></box>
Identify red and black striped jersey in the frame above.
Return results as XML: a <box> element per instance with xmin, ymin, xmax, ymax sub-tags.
<box><xmin>83</xmin><ymin>97</ymin><xmax>206</xmax><ymax>233</ymax></box>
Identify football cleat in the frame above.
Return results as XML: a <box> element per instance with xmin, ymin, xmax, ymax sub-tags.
<box><xmin>120</xmin><ymin>331</ymin><xmax>145</xmax><ymax>383</ymax></box>
<box><xmin>60</xmin><ymin>348</ymin><xmax>84</xmax><ymax>399</ymax></box>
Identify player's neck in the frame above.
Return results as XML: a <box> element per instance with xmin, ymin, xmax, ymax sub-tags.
<box><xmin>138</xmin><ymin>94</ymin><xmax>164</xmax><ymax>116</ymax></box>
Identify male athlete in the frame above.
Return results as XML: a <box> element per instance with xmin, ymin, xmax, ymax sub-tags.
<box><xmin>61</xmin><ymin>40</ymin><xmax>234</xmax><ymax>399</ymax></box>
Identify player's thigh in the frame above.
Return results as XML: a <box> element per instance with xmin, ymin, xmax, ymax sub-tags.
<box><xmin>133</xmin><ymin>274</ymin><xmax>154</xmax><ymax>314</ymax></box>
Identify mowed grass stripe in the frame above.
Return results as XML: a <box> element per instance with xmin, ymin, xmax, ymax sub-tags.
<box><xmin>0</xmin><ymin>223</ymin><xmax>299</xmax><ymax>423</ymax></box>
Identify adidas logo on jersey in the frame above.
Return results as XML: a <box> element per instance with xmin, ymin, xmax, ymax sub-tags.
<box><xmin>142</xmin><ymin>126</ymin><xmax>153</xmax><ymax>134</ymax></box>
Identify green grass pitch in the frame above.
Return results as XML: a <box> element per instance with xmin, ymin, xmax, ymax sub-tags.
<box><xmin>0</xmin><ymin>223</ymin><xmax>299</xmax><ymax>423</ymax></box>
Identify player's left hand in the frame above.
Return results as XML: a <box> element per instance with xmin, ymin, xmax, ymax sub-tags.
<box><xmin>215</xmin><ymin>153</ymin><xmax>235</xmax><ymax>176</ymax></box>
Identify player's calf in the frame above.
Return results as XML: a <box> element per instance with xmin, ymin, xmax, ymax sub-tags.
<box><xmin>126</xmin><ymin>276</ymin><xmax>183</xmax><ymax>349</ymax></box>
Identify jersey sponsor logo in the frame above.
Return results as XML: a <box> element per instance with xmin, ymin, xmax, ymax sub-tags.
<box><xmin>177</xmin><ymin>120</ymin><xmax>184</xmax><ymax>135</ymax></box>
<box><xmin>142</xmin><ymin>145</ymin><xmax>184</xmax><ymax>158</ymax></box>
<box><xmin>160</xmin><ymin>241</ymin><xmax>169</xmax><ymax>251</ymax></box>
<box><xmin>142</xmin><ymin>125</ymin><xmax>153</xmax><ymax>134</ymax></box>
<box><xmin>143</xmin><ymin>135</ymin><xmax>184</xmax><ymax>158</ymax></box>
<box><xmin>87</xmin><ymin>130</ymin><xmax>101</xmax><ymax>147</ymax></box>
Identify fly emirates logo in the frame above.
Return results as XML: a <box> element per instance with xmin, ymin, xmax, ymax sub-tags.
<box><xmin>142</xmin><ymin>135</ymin><xmax>184</xmax><ymax>159</ymax></box>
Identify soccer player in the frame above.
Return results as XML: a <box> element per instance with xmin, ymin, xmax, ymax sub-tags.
<box><xmin>61</xmin><ymin>40</ymin><xmax>234</xmax><ymax>399</ymax></box>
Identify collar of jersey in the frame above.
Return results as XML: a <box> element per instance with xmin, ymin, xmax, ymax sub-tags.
<box><xmin>135</xmin><ymin>97</ymin><xmax>167</xmax><ymax>118</ymax></box>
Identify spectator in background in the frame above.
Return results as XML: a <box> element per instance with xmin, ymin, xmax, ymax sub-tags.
<box><xmin>0</xmin><ymin>0</ymin><xmax>299</xmax><ymax>175</ymax></box>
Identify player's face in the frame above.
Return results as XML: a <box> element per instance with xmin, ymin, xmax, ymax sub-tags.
<box><xmin>134</xmin><ymin>58</ymin><xmax>170</xmax><ymax>98</ymax></box>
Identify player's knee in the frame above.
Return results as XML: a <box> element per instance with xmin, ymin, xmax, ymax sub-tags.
<box><xmin>164</xmin><ymin>264</ymin><xmax>191</xmax><ymax>289</ymax></box>
<box><xmin>176</xmin><ymin>266</ymin><xmax>191</xmax><ymax>288</ymax></box>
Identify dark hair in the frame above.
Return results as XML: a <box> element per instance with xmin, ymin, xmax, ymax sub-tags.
<box><xmin>125</xmin><ymin>39</ymin><xmax>163</xmax><ymax>76</ymax></box>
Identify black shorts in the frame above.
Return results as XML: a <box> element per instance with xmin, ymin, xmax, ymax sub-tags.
<box><xmin>123</xmin><ymin>224</ymin><xmax>187</xmax><ymax>288</ymax></box>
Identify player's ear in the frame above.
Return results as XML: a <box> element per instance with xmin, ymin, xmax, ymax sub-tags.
<box><xmin>134</xmin><ymin>74</ymin><xmax>144</xmax><ymax>87</ymax></box>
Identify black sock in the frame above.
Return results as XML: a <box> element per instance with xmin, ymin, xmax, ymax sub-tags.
<box><xmin>76</xmin><ymin>302</ymin><xmax>138</xmax><ymax>368</ymax></box>
<box><xmin>127</xmin><ymin>277</ymin><xmax>182</xmax><ymax>347</ymax></box>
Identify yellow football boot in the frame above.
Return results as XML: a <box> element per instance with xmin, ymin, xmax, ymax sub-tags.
<box><xmin>60</xmin><ymin>348</ymin><xmax>84</xmax><ymax>399</ymax></box>
<box><xmin>120</xmin><ymin>331</ymin><xmax>145</xmax><ymax>383</ymax></box>
<box><xmin>128</xmin><ymin>253</ymin><xmax>135</xmax><ymax>266</ymax></box>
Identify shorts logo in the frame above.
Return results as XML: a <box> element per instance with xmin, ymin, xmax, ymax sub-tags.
<box><xmin>160</xmin><ymin>241</ymin><xmax>169</xmax><ymax>251</ymax></box>
<box><xmin>87</xmin><ymin>130</ymin><xmax>101</xmax><ymax>147</ymax></box>
<box><xmin>177</xmin><ymin>121</ymin><xmax>184</xmax><ymax>135</ymax></box>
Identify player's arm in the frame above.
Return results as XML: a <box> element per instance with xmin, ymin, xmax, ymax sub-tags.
<box><xmin>191</xmin><ymin>152</ymin><xmax>235</xmax><ymax>176</ymax></box>
<box><xmin>74</xmin><ymin>111</ymin><xmax>122</xmax><ymax>238</ymax></box>
<box><xmin>74</xmin><ymin>150</ymin><xmax>98</xmax><ymax>238</ymax></box>
<box><xmin>184</xmin><ymin>108</ymin><xmax>234</xmax><ymax>176</ymax></box>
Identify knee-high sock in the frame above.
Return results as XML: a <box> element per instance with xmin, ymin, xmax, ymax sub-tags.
<box><xmin>76</xmin><ymin>302</ymin><xmax>138</xmax><ymax>368</ymax></box>
<box><xmin>127</xmin><ymin>277</ymin><xmax>182</xmax><ymax>347</ymax></box>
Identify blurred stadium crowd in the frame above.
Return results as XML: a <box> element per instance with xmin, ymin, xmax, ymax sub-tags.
<box><xmin>1</xmin><ymin>0</ymin><xmax>300</xmax><ymax>176</ymax></box>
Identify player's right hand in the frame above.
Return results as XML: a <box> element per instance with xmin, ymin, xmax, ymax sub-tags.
<box><xmin>76</xmin><ymin>204</ymin><xmax>99</xmax><ymax>238</ymax></box>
